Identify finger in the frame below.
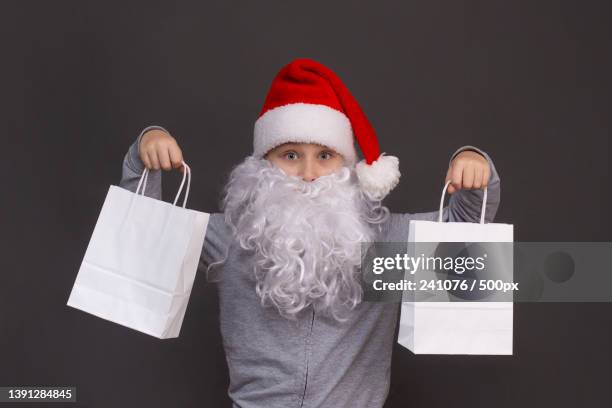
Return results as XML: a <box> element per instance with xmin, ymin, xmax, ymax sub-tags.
<box><xmin>141</xmin><ymin>151</ymin><xmax>151</xmax><ymax>170</ymax></box>
<box><xmin>445</xmin><ymin>167</ymin><xmax>455</xmax><ymax>194</ymax></box>
<box><xmin>462</xmin><ymin>165</ymin><xmax>475</xmax><ymax>189</ymax></box>
<box><xmin>473</xmin><ymin>167</ymin><xmax>483</xmax><ymax>189</ymax></box>
<box><xmin>482</xmin><ymin>165</ymin><xmax>491</xmax><ymax>188</ymax></box>
<box><xmin>148</xmin><ymin>149</ymin><xmax>160</xmax><ymax>170</ymax></box>
<box><xmin>450</xmin><ymin>163</ymin><xmax>463</xmax><ymax>192</ymax></box>
<box><xmin>159</xmin><ymin>146</ymin><xmax>172</xmax><ymax>171</ymax></box>
<box><xmin>168</xmin><ymin>143</ymin><xmax>184</xmax><ymax>171</ymax></box>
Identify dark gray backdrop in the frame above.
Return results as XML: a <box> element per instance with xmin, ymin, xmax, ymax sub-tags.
<box><xmin>2</xmin><ymin>0</ymin><xmax>611</xmax><ymax>407</ymax></box>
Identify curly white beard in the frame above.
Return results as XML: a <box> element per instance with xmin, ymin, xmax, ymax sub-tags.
<box><xmin>220</xmin><ymin>156</ymin><xmax>390</xmax><ymax>321</ymax></box>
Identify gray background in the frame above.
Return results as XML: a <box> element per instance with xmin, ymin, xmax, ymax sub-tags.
<box><xmin>2</xmin><ymin>0</ymin><xmax>611</xmax><ymax>406</ymax></box>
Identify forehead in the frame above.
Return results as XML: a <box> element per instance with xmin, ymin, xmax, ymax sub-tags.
<box><xmin>272</xmin><ymin>142</ymin><xmax>335</xmax><ymax>151</ymax></box>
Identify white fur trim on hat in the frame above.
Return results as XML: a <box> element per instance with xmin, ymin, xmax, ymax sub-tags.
<box><xmin>355</xmin><ymin>153</ymin><xmax>401</xmax><ymax>200</ymax></box>
<box><xmin>254</xmin><ymin>103</ymin><xmax>358</xmax><ymax>164</ymax></box>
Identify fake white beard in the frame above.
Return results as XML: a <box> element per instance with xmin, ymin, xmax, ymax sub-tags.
<box><xmin>220</xmin><ymin>156</ymin><xmax>390</xmax><ymax>322</ymax></box>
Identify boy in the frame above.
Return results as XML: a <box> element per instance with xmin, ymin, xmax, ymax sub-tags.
<box><xmin>119</xmin><ymin>58</ymin><xmax>499</xmax><ymax>407</ymax></box>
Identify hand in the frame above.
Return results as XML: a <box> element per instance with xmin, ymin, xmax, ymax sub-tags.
<box><xmin>139</xmin><ymin>129</ymin><xmax>185</xmax><ymax>172</ymax></box>
<box><xmin>445</xmin><ymin>150</ymin><xmax>490</xmax><ymax>194</ymax></box>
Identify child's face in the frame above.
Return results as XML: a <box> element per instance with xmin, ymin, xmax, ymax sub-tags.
<box><xmin>264</xmin><ymin>142</ymin><xmax>345</xmax><ymax>181</ymax></box>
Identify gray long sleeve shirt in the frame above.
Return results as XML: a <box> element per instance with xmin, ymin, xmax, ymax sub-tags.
<box><xmin>119</xmin><ymin>126</ymin><xmax>501</xmax><ymax>408</ymax></box>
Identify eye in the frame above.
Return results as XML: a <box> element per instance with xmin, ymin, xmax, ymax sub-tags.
<box><xmin>319</xmin><ymin>151</ymin><xmax>334</xmax><ymax>160</ymax></box>
<box><xmin>283</xmin><ymin>151</ymin><xmax>298</xmax><ymax>160</ymax></box>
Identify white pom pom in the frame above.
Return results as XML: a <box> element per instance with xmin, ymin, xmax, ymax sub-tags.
<box><xmin>355</xmin><ymin>153</ymin><xmax>401</xmax><ymax>201</ymax></box>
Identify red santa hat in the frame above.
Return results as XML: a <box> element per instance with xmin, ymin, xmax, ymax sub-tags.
<box><xmin>253</xmin><ymin>58</ymin><xmax>401</xmax><ymax>200</ymax></box>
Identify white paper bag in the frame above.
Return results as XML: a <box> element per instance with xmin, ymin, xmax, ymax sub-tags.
<box><xmin>67</xmin><ymin>162</ymin><xmax>209</xmax><ymax>339</ymax></box>
<box><xmin>398</xmin><ymin>180</ymin><xmax>514</xmax><ymax>355</ymax></box>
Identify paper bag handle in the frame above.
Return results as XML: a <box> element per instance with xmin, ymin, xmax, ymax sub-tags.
<box><xmin>438</xmin><ymin>179</ymin><xmax>488</xmax><ymax>224</ymax></box>
<box><xmin>135</xmin><ymin>160</ymin><xmax>192</xmax><ymax>208</ymax></box>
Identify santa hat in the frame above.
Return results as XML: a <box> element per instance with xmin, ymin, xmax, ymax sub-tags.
<box><xmin>253</xmin><ymin>58</ymin><xmax>400</xmax><ymax>200</ymax></box>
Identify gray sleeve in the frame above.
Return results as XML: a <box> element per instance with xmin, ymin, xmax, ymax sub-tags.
<box><xmin>118</xmin><ymin>125</ymin><xmax>170</xmax><ymax>200</ymax></box>
<box><xmin>198</xmin><ymin>213</ymin><xmax>233</xmax><ymax>279</ymax></box>
<box><xmin>411</xmin><ymin>145</ymin><xmax>501</xmax><ymax>223</ymax></box>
